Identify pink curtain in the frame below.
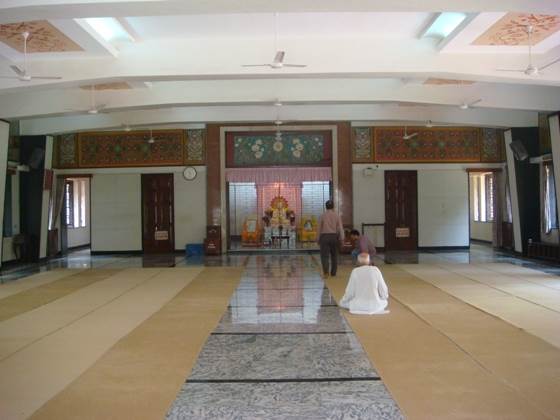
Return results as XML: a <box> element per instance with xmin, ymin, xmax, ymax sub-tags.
<box><xmin>226</xmin><ymin>167</ymin><xmax>331</xmax><ymax>184</ymax></box>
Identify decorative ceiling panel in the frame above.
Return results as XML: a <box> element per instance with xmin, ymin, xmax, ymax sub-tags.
<box><xmin>424</xmin><ymin>78</ymin><xmax>475</xmax><ymax>85</ymax></box>
<box><xmin>472</xmin><ymin>13</ymin><xmax>560</xmax><ymax>46</ymax></box>
<box><xmin>80</xmin><ymin>82</ymin><xmax>132</xmax><ymax>90</ymax></box>
<box><xmin>0</xmin><ymin>20</ymin><xmax>82</xmax><ymax>52</ymax></box>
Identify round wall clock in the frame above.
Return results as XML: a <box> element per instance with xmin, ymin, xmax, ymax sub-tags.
<box><xmin>183</xmin><ymin>166</ymin><xmax>197</xmax><ymax>181</ymax></box>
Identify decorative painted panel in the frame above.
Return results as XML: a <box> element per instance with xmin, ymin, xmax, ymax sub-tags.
<box><xmin>374</xmin><ymin>127</ymin><xmax>481</xmax><ymax>163</ymax></box>
<box><xmin>473</xmin><ymin>13</ymin><xmax>560</xmax><ymax>46</ymax></box>
<box><xmin>56</xmin><ymin>134</ymin><xmax>78</xmax><ymax>168</ymax></box>
<box><xmin>481</xmin><ymin>128</ymin><xmax>505</xmax><ymax>162</ymax></box>
<box><xmin>226</xmin><ymin>131</ymin><xmax>332</xmax><ymax>167</ymax></box>
<box><xmin>185</xmin><ymin>129</ymin><xmax>206</xmax><ymax>164</ymax></box>
<box><xmin>0</xmin><ymin>20</ymin><xmax>83</xmax><ymax>52</ymax></box>
<box><xmin>78</xmin><ymin>130</ymin><xmax>185</xmax><ymax>168</ymax></box>
<box><xmin>352</xmin><ymin>127</ymin><xmax>373</xmax><ymax>162</ymax></box>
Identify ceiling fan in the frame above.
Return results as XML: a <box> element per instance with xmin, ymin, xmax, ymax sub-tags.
<box><xmin>69</xmin><ymin>85</ymin><xmax>107</xmax><ymax>114</ymax></box>
<box><xmin>459</xmin><ymin>99</ymin><xmax>482</xmax><ymax>110</ymax></box>
<box><xmin>496</xmin><ymin>25</ymin><xmax>560</xmax><ymax>76</ymax></box>
<box><xmin>242</xmin><ymin>13</ymin><xmax>306</xmax><ymax>69</ymax></box>
<box><xmin>243</xmin><ymin>50</ymin><xmax>306</xmax><ymax>69</ymax></box>
<box><xmin>0</xmin><ymin>32</ymin><xmax>62</xmax><ymax>82</ymax></box>
<box><xmin>402</xmin><ymin>126</ymin><xmax>418</xmax><ymax>140</ymax></box>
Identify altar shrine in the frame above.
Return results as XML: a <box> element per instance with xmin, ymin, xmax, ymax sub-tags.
<box><xmin>227</xmin><ymin>169</ymin><xmax>332</xmax><ymax>251</ymax></box>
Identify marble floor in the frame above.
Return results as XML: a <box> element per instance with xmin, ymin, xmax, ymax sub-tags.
<box><xmin>167</xmin><ymin>254</ymin><xmax>403</xmax><ymax>419</ymax></box>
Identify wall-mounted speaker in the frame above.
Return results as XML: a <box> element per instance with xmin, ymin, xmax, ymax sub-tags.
<box><xmin>509</xmin><ymin>140</ymin><xmax>529</xmax><ymax>161</ymax></box>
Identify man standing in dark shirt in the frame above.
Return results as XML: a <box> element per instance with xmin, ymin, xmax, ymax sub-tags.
<box><xmin>318</xmin><ymin>200</ymin><xmax>345</xmax><ymax>277</ymax></box>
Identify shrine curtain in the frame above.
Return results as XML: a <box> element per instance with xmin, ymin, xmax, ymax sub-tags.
<box><xmin>226</xmin><ymin>167</ymin><xmax>331</xmax><ymax>184</ymax></box>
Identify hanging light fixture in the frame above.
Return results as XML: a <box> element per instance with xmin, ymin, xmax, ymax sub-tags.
<box><xmin>147</xmin><ymin>128</ymin><xmax>155</xmax><ymax>144</ymax></box>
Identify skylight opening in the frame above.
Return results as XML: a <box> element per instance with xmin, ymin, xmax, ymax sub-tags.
<box><xmin>85</xmin><ymin>18</ymin><xmax>134</xmax><ymax>43</ymax></box>
<box><xmin>423</xmin><ymin>12</ymin><xmax>467</xmax><ymax>39</ymax></box>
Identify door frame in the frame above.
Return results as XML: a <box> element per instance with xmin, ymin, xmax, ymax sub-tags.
<box><xmin>384</xmin><ymin>170</ymin><xmax>418</xmax><ymax>251</ymax></box>
<box><xmin>141</xmin><ymin>173</ymin><xmax>175</xmax><ymax>253</ymax></box>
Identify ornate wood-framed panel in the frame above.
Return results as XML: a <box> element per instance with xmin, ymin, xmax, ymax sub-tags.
<box><xmin>373</xmin><ymin>127</ymin><xmax>482</xmax><ymax>163</ymax></box>
<box><xmin>184</xmin><ymin>129</ymin><xmax>206</xmax><ymax>165</ymax></box>
<box><xmin>351</xmin><ymin>127</ymin><xmax>374</xmax><ymax>163</ymax></box>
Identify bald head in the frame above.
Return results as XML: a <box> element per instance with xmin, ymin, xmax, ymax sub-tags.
<box><xmin>357</xmin><ymin>253</ymin><xmax>370</xmax><ymax>266</ymax></box>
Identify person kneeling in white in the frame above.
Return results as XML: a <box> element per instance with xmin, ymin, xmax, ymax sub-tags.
<box><xmin>339</xmin><ymin>253</ymin><xmax>389</xmax><ymax>315</ymax></box>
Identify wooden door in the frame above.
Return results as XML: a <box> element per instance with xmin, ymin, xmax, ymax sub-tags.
<box><xmin>142</xmin><ymin>174</ymin><xmax>174</xmax><ymax>253</ymax></box>
<box><xmin>385</xmin><ymin>170</ymin><xmax>418</xmax><ymax>251</ymax></box>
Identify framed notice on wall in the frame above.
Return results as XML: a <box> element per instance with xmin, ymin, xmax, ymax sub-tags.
<box><xmin>154</xmin><ymin>230</ymin><xmax>169</xmax><ymax>241</ymax></box>
<box><xmin>395</xmin><ymin>227</ymin><xmax>410</xmax><ymax>238</ymax></box>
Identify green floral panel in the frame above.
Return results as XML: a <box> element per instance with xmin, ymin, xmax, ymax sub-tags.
<box><xmin>228</xmin><ymin>132</ymin><xmax>331</xmax><ymax>167</ymax></box>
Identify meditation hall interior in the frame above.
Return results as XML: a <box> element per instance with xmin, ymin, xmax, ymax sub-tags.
<box><xmin>1</xmin><ymin>2</ymin><xmax>560</xmax><ymax>419</ymax></box>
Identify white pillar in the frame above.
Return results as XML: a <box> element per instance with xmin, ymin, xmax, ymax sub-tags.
<box><xmin>39</xmin><ymin>135</ymin><xmax>53</xmax><ymax>259</ymax></box>
<box><xmin>0</xmin><ymin>121</ymin><xmax>9</xmax><ymax>267</ymax></box>
<box><xmin>504</xmin><ymin>129</ymin><xmax>523</xmax><ymax>253</ymax></box>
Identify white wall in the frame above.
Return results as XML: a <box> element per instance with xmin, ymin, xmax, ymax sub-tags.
<box><xmin>353</xmin><ymin>163</ymin><xmax>488</xmax><ymax>248</ymax></box>
<box><xmin>64</xmin><ymin>166</ymin><xmax>207</xmax><ymax>252</ymax></box>
<box><xmin>352</xmin><ymin>166</ymin><xmax>385</xmax><ymax>247</ymax></box>
<box><xmin>67</xmin><ymin>178</ymin><xmax>91</xmax><ymax>248</ymax></box>
<box><xmin>174</xmin><ymin>169</ymin><xmax>207</xmax><ymax>250</ymax></box>
<box><xmin>91</xmin><ymin>174</ymin><xmax>142</xmax><ymax>252</ymax></box>
<box><xmin>418</xmin><ymin>170</ymin><xmax>469</xmax><ymax>247</ymax></box>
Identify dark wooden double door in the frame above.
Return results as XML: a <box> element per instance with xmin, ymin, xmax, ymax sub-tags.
<box><xmin>142</xmin><ymin>174</ymin><xmax>174</xmax><ymax>253</ymax></box>
<box><xmin>385</xmin><ymin>170</ymin><xmax>418</xmax><ymax>251</ymax></box>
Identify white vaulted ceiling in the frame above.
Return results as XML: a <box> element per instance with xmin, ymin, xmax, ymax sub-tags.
<box><xmin>0</xmin><ymin>1</ymin><xmax>559</xmax><ymax>134</ymax></box>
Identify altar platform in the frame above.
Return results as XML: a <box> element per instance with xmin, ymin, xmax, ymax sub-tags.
<box><xmin>229</xmin><ymin>239</ymin><xmax>319</xmax><ymax>254</ymax></box>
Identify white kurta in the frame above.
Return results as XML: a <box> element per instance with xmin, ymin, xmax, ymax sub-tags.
<box><xmin>339</xmin><ymin>266</ymin><xmax>389</xmax><ymax>315</ymax></box>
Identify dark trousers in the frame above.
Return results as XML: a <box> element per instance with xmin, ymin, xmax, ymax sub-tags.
<box><xmin>319</xmin><ymin>233</ymin><xmax>339</xmax><ymax>276</ymax></box>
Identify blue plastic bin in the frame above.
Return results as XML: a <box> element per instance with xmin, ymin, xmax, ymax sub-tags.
<box><xmin>185</xmin><ymin>244</ymin><xmax>204</xmax><ymax>257</ymax></box>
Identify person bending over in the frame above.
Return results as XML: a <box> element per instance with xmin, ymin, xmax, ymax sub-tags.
<box><xmin>339</xmin><ymin>253</ymin><xmax>389</xmax><ymax>315</ymax></box>
<box><xmin>350</xmin><ymin>229</ymin><xmax>376</xmax><ymax>266</ymax></box>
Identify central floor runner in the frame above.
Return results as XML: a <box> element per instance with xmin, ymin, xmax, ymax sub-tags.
<box><xmin>30</xmin><ymin>267</ymin><xmax>243</xmax><ymax>420</ymax></box>
<box><xmin>325</xmin><ymin>266</ymin><xmax>554</xmax><ymax>420</ymax></box>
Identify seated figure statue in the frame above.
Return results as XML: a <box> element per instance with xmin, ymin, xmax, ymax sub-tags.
<box><xmin>299</xmin><ymin>215</ymin><xmax>318</xmax><ymax>242</ymax></box>
<box><xmin>241</xmin><ymin>214</ymin><xmax>261</xmax><ymax>245</ymax></box>
<box><xmin>269</xmin><ymin>196</ymin><xmax>291</xmax><ymax>227</ymax></box>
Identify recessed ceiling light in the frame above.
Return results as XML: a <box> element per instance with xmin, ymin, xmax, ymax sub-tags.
<box><xmin>85</xmin><ymin>17</ymin><xmax>134</xmax><ymax>42</ymax></box>
<box><xmin>422</xmin><ymin>12</ymin><xmax>467</xmax><ymax>39</ymax></box>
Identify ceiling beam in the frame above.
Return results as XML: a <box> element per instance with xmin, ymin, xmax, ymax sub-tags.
<box><xmin>0</xmin><ymin>0</ymin><xmax>559</xmax><ymax>24</ymax></box>
<box><xmin>18</xmin><ymin>104</ymin><xmax>537</xmax><ymax>135</ymax></box>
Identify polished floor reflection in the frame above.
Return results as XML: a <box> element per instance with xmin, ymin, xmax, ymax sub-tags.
<box><xmin>167</xmin><ymin>255</ymin><xmax>403</xmax><ymax>419</ymax></box>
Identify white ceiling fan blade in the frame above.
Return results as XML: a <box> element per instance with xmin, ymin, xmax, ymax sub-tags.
<box><xmin>273</xmin><ymin>51</ymin><xmax>285</xmax><ymax>64</ymax></box>
<box><xmin>0</xmin><ymin>76</ymin><xmax>20</xmax><ymax>79</ymax></box>
<box><xmin>496</xmin><ymin>69</ymin><xmax>525</xmax><ymax>72</ymax></box>
<box><xmin>9</xmin><ymin>65</ymin><xmax>25</xmax><ymax>76</ymax></box>
<box><xmin>283</xmin><ymin>64</ymin><xmax>307</xmax><ymax>68</ymax></box>
<box><xmin>408</xmin><ymin>132</ymin><xmax>418</xmax><ymax>139</ymax></box>
<box><xmin>29</xmin><ymin>76</ymin><xmax>62</xmax><ymax>80</ymax></box>
<box><xmin>242</xmin><ymin>64</ymin><xmax>272</xmax><ymax>68</ymax></box>
<box><xmin>469</xmin><ymin>99</ymin><xmax>482</xmax><ymax>107</ymax></box>
<box><xmin>539</xmin><ymin>57</ymin><xmax>560</xmax><ymax>71</ymax></box>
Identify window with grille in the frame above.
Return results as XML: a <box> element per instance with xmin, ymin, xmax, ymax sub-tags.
<box><xmin>64</xmin><ymin>178</ymin><xmax>88</xmax><ymax>228</ymax></box>
<box><xmin>472</xmin><ymin>173</ymin><xmax>494</xmax><ymax>222</ymax></box>
<box><xmin>64</xmin><ymin>181</ymin><xmax>74</xmax><ymax>227</ymax></box>
<box><xmin>543</xmin><ymin>162</ymin><xmax>558</xmax><ymax>233</ymax></box>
